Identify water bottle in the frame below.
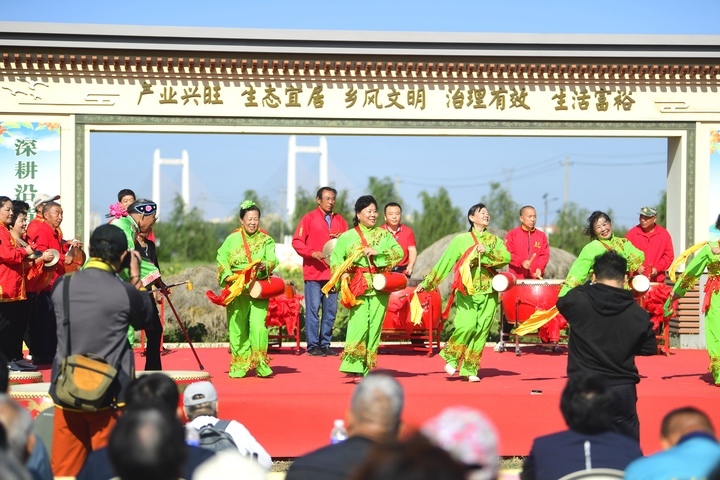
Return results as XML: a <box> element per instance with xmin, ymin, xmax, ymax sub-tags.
<box><xmin>330</xmin><ymin>419</ymin><xmax>348</xmax><ymax>444</ymax></box>
<box><xmin>185</xmin><ymin>423</ymin><xmax>200</xmax><ymax>447</ymax></box>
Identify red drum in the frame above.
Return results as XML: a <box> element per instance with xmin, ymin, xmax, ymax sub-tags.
<box><xmin>382</xmin><ymin>286</ymin><xmax>442</xmax><ymax>330</ymax></box>
<box><xmin>492</xmin><ymin>272</ymin><xmax>517</xmax><ymax>292</ymax></box>
<box><xmin>248</xmin><ymin>276</ymin><xmax>286</xmax><ymax>299</ymax></box>
<box><xmin>8</xmin><ymin>371</ymin><xmax>43</xmax><ymax>386</ymax></box>
<box><xmin>373</xmin><ymin>272</ymin><xmax>408</xmax><ymax>294</ymax></box>
<box><xmin>501</xmin><ymin>279</ymin><xmax>563</xmax><ymax>323</ymax></box>
<box><xmin>9</xmin><ymin>382</ymin><xmax>53</xmax><ymax>418</ymax></box>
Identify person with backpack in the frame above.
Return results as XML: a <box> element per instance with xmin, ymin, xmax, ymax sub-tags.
<box><xmin>183</xmin><ymin>381</ymin><xmax>272</xmax><ymax>470</ymax></box>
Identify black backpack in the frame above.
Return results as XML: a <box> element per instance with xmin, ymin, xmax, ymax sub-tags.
<box><xmin>198</xmin><ymin>420</ymin><xmax>238</xmax><ymax>452</ymax></box>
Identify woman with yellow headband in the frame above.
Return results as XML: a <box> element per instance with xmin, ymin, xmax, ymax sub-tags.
<box><xmin>666</xmin><ymin>214</ymin><xmax>720</xmax><ymax>385</ymax></box>
<box><xmin>215</xmin><ymin>200</ymin><xmax>277</xmax><ymax>378</ymax></box>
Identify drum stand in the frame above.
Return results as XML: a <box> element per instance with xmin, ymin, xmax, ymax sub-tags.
<box><xmin>496</xmin><ymin>298</ymin><xmax>565</xmax><ymax>356</ymax></box>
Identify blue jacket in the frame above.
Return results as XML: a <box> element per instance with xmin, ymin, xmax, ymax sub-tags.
<box><xmin>625</xmin><ymin>433</ymin><xmax>720</xmax><ymax>480</ymax></box>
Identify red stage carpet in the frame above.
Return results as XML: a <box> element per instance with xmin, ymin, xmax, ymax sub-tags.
<box><xmin>25</xmin><ymin>344</ymin><xmax>713</xmax><ymax>459</ymax></box>
<box><xmin>115</xmin><ymin>345</ymin><xmax>718</xmax><ymax>459</ymax></box>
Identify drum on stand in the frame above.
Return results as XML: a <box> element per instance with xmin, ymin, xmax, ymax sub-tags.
<box><xmin>501</xmin><ymin>279</ymin><xmax>563</xmax><ymax>323</ymax></box>
<box><xmin>8</xmin><ymin>371</ymin><xmax>43</xmax><ymax>386</ymax></box>
<box><xmin>498</xmin><ymin>279</ymin><xmax>564</xmax><ymax>355</ymax></box>
<box><xmin>9</xmin><ymin>382</ymin><xmax>53</xmax><ymax>418</ymax></box>
<box><xmin>248</xmin><ymin>276</ymin><xmax>286</xmax><ymax>299</ymax></box>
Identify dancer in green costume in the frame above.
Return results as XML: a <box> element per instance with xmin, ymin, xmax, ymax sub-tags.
<box><xmin>666</xmin><ymin>214</ymin><xmax>720</xmax><ymax>384</ymax></box>
<box><xmin>560</xmin><ymin>211</ymin><xmax>644</xmax><ymax>297</ymax></box>
<box><xmin>329</xmin><ymin>195</ymin><xmax>402</xmax><ymax>376</ymax></box>
<box><xmin>216</xmin><ymin>200</ymin><xmax>278</xmax><ymax>378</ymax></box>
<box><xmin>417</xmin><ymin>203</ymin><xmax>510</xmax><ymax>382</ymax></box>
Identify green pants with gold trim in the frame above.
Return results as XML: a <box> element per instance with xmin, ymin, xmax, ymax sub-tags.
<box><xmin>707</xmin><ymin>293</ymin><xmax>720</xmax><ymax>383</ymax></box>
<box><xmin>227</xmin><ymin>295</ymin><xmax>272</xmax><ymax>378</ymax></box>
<box><xmin>440</xmin><ymin>291</ymin><xmax>498</xmax><ymax>377</ymax></box>
<box><xmin>340</xmin><ymin>293</ymin><xmax>389</xmax><ymax>376</ymax></box>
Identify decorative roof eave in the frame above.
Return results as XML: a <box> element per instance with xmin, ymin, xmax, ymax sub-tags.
<box><xmin>2</xmin><ymin>51</ymin><xmax>719</xmax><ymax>87</ymax></box>
<box><xmin>2</xmin><ymin>21</ymin><xmax>720</xmax><ymax>60</ymax></box>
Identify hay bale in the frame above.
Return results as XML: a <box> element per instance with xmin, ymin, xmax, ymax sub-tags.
<box><xmin>412</xmin><ymin>231</ymin><xmax>577</xmax><ymax>297</ymax></box>
<box><xmin>162</xmin><ymin>265</ymin><xmax>228</xmax><ymax>342</ymax></box>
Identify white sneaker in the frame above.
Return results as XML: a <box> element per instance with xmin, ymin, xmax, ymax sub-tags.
<box><xmin>468</xmin><ymin>375</ymin><xmax>481</xmax><ymax>382</ymax></box>
<box><xmin>493</xmin><ymin>343</ymin><xmax>504</xmax><ymax>352</ymax></box>
<box><xmin>444</xmin><ymin>363</ymin><xmax>456</xmax><ymax>376</ymax></box>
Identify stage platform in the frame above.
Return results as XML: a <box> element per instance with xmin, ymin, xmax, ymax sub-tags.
<box><xmin>33</xmin><ymin>344</ymin><xmax>720</xmax><ymax>459</ymax></box>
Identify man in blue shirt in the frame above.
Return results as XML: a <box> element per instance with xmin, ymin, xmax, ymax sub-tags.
<box><xmin>625</xmin><ymin>407</ymin><xmax>720</xmax><ymax>480</ymax></box>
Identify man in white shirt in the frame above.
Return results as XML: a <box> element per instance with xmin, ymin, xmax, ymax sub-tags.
<box><xmin>183</xmin><ymin>381</ymin><xmax>272</xmax><ymax>470</ymax></box>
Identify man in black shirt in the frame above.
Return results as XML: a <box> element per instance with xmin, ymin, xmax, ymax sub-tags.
<box><xmin>557</xmin><ymin>250</ymin><xmax>657</xmax><ymax>440</ymax></box>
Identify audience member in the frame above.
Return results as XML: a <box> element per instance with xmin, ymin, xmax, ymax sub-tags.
<box><xmin>625</xmin><ymin>406</ymin><xmax>720</xmax><ymax>480</ymax></box>
<box><xmin>521</xmin><ymin>373</ymin><xmax>643</xmax><ymax>480</ymax></box>
<box><xmin>422</xmin><ymin>406</ymin><xmax>500</xmax><ymax>480</ymax></box>
<box><xmin>192</xmin><ymin>451</ymin><xmax>266</xmax><ymax>480</ymax></box>
<box><xmin>109</xmin><ymin>407</ymin><xmax>186</xmax><ymax>480</ymax></box>
<box><xmin>350</xmin><ymin>433</ymin><xmax>467</xmax><ymax>480</ymax></box>
<box><xmin>77</xmin><ymin>373</ymin><xmax>214</xmax><ymax>480</ymax></box>
<box><xmin>286</xmin><ymin>372</ymin><xmax>404</xmax><ymax>480</ymax></box>
<box><xmin>183</xmin><ymin>381</ymin><xmax>271</xmax><ymax>470</ymax></box>
<box><xmin>0</xmin><ymin>394</ymin><xmax>52</xmax><ymax>480</ymax></box>
<box><xmin>0</xmin><ymin>449</ymin><xmax>31</xmax><ymax>480</ymax></box>
<box><xmin>557</xmin><ymin>250</ymin><xmax>657</xmax><ymax>440</ymax></box>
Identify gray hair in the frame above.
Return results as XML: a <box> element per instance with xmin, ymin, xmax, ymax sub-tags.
<box><xmin>350</xmin><ymin>373</ymin><xmax>404</xmax><ymax>433</ymax></box>
<box><xmin>0</xmin><ymin>450</ymin><xmax>31</xmax><ymax>480</ymax></box>
<box><xmin>0</xmin><ymin>394</ymin><xmax>33</xmax><ymax>463</ymax></box>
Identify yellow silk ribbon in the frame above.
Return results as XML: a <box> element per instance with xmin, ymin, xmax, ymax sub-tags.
<box><xmin>222</xmin><ymin>260</ymin><xmax>260</xmax><ymax>306</ymax></box>
<box><xmin>514</xmin><ymin>306</ymin><xmax>560</xmax><ymax>336</ymax></box>
<box><xmin>668</xmin><ymin>241</ymin><xmax>708</xmax><ymax>283</ymax></box>
<box><xmin>459</xmin><ymin>250</ymin><xmax>477</xmax><ymax>296</ymax></box>
<box><xmin>409</xmin><ymin>292</ymin><xmax>424</xmax><ymax>326</ymax></box>
<box><xmin>339</xmin><ymin>276</ymin><xmax>363</xmax><ymax>308</ymax></box>
<box><xmin>321</xmin><ymin>246</ymin><xmax>365</xmax><ymax>296</ymax></box>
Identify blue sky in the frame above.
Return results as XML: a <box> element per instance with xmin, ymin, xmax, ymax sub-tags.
<box><xmin>3</xmin><ymin>0</ymin><xmax>717</xmax><ymax>228</ymax></box>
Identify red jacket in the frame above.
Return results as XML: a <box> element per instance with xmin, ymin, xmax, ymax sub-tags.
<box><xmin>27</xmin><ymin>220</ymin><xmax>66</xmax><ymax>290</ymax></box>
<box><xmin>292</xmin><ymin>208</ymin><xmax>348</xmax><ymax>281</ymax></box>
<box><xmin>504</xmin><ymin>226</ymin><xmax>550</xmax><ymax>279</ymax></box>
<box><xmin>625</xmin><ymin>224</ymin><xmax>674</xmax><ymax>282</ymax></box>
<box><xmin>0</xmin><ymin>225</ymin><xmax>28</xmax><ymax>301</ymax></box>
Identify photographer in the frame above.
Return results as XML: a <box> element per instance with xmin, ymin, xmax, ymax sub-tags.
<box><xmin>48</xmin><ymin>224</ymin><xmax>154</xmax><ymax>477</ymax></box>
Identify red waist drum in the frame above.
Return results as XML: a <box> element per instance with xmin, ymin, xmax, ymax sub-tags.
<box><xmin>249</xmin><ymin>276</ymin><xmax>286</xmax><ymax>299</ymax></box>
<box><xmin>373</xmin><ymin>272</ymin><xmax>408</xmax><ymax>294</ymax></box>
<box><xmin>501</xmin><ymin>279</ymin><xmax>563</xmax><ymax>323</ymax></box>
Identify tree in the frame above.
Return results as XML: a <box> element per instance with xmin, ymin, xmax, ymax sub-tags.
<box><xmin>481</xmin><ymin>182</ymin><xmax>519</xmax><ymax>232</ymax></box>
<box><xmin>412</xmin><ymin>187</ymin><xmax>464</xmax><ymax>251</ymax></box>
<box><xmin>657</xmin><ymin>190</ymin><xmax>667</xmax><ymax>226</ymax></box>
<box><xmin>550</xmin><ymin>202</ymin><xmax>591</xmax><ymax>256</ymax></box>
<box><xmin>367</xmin><ymin>176</ymin><xmax>403</xmax><ymax>215</ymax></box>
<box><xmin>154</xmin><ymin>194</ymin><xmax>224</xmax><ymax>263</ymax></box>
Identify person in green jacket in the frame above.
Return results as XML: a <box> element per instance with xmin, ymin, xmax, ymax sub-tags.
<box><xmin>560</xmin><ymin>211</ymin><xmax>645</xmax><ymax>297</ymax></box>
<box><xmin>328</xmin><ymin>195</ymin><xmax>403</xmax><ymax>377</ymax></box>
<box><xmin>215</xmin><ymin>200</ymin><xmax>278</xmax><ymax>378</ymax></box>
<box><xmin>666</xmin><ymin>214</ymin><xmax>720</xmax><ymax>384</ymax></box>
<box><xmin>417</xmin><ymin>203</ymin><xmax>510</xmax><ymax>382</ymax></box>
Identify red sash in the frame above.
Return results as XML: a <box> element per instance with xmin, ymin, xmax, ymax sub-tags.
<box><xmin>442</xmin><ymin>232</ymin><xmax>480</xmax><ymax>319</ymax></box>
